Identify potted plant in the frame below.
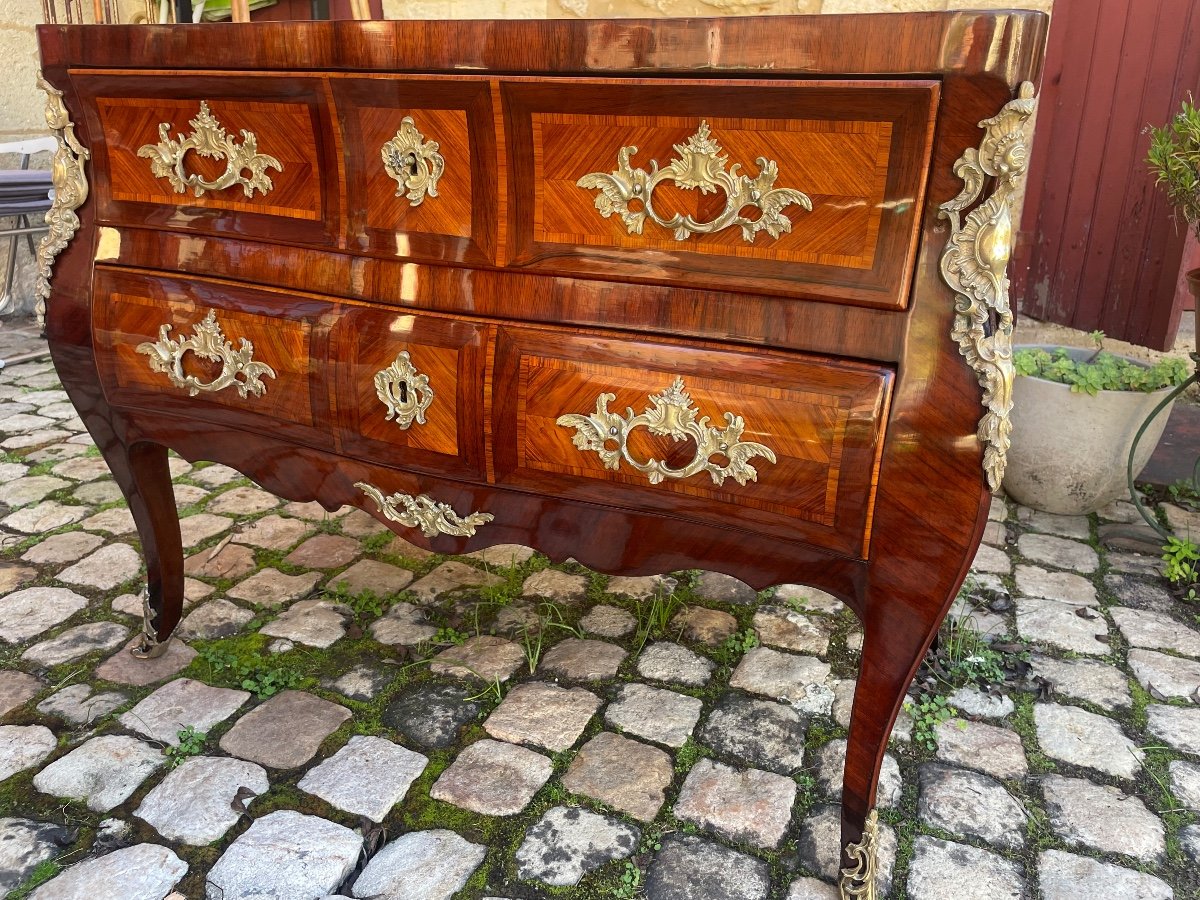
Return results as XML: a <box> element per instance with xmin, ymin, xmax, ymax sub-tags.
<box><xmin>1003</xmin><ymin>338</ymin><xmax>1188</xmax><ymax>515</ymax></box>
<box><xmin>1147</xmin><ymin>94</ymin><xmax>1200</xmax><ymax>317</ymax></box>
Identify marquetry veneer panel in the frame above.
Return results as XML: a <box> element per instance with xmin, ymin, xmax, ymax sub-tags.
<box><xmin>331</xmin><ymin>305</ymin><xmax>489</xmax><ymax>480</ymax></box>
<box><xmin>93</xmin><ymin>269</ymin><xmax>328</xmax><ymax>433</ymax></box>
<box><xmin>491</xmin><ymin>326</ymin><xmax>893</xmax><ymax>557</ymax></box>
<box><xmin>502</xmin><ymin>78</ymin><xmax>939</xmax><ymax>309</ymax></box>
<box><xmin>331</xmin><ymin>76</ymin><xmax>497</xmax><ymax>266</ymax></box>
<box><xmin>73</xmin><ymin>72</ymin><xmax>339</xmax><ymax>246</ymax></box>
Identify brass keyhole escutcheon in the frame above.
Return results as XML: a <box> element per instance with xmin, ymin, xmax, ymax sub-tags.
<box><xmin>374</xmin><ymin>351</ymin><xmax>432</xmax><ymax>429</ymax></box>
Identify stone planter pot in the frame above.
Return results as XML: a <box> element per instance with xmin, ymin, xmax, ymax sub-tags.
<box><xmin>1003</xmin><ymin>346</ymin><xmax>1179</xmax><ymax>515</ymax></box>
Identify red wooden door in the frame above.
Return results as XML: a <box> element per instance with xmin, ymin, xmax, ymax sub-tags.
<box><xmin>1012</xmin><ymin>0</ymin><xmax>1200</xmax><ymax>351</ymax></box>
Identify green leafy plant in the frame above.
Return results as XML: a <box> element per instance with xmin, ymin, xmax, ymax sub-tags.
<box><xmin>198</xmin><ymin>646</ymin><xmax>302</xmax><ymax>699</ymax></box>
<box><xmin>1014</xmin><ymin>346</ymin><xmax>1188</xmax><ymax>395</ymax></box>
<box><xmin>165</xmin><ymin>725</ymin><xmax>207</xmax><ymax>768</ymax></box>
<box><xmin>433</xmin><ymin>626</ymin><xmax>468</xmax><ymax>646</ymax></box>
<box><xmin>713</xmin><ymin>627</ymin><xmax>759</xmax><ymax>665</ymax></box>
<box><xmin>906</xmin><ymin>693</ymin><xmax>957</xmax><ymax>753</ymax></box>
<box><xmin>1147</xmin><ymin>95</ymin><xmax>1200</xmax><ymax>239</ymax></box>
<box><xmin>612</xmin><ymin>860</ymin><xmax>643</xmax><ymax>899</ymax></box>
<box><xmin>1162</xmin><ymin>536</ymin><xmax>1200</xmax><ymax>601</ymax></box>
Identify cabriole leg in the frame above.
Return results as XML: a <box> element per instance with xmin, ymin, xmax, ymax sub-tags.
<box><xmin>95</xmin><ymin>438</ymin><xmax>184</xmax><ymax>659</ymax></box>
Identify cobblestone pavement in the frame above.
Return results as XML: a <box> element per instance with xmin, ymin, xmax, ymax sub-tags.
<box><xmin>1</xmin><ymin>319</ymin><xmax>1199</xmax><ymax>899</ymax></box>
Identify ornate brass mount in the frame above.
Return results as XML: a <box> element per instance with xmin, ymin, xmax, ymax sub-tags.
<box><xmin>136</xmin><ymin>309</ymin><xmax>277</xmax><ymax>399</ymax></box>
<box><xmin>576</xmin><ymin>120</ymin><xmax>812</xmax><ymax>243</ymax></box>
<box><xmin>356</xmin><ymin>482</ymin><xmax>493</xmax><ymax>538</ymax></box>
<box><xmin>34</xmin><ymin>73</ymin><xmax>90</xmax><ymax>331</ymax></box>
<box><xmin>137</xmin><ymin>101</ymin><xmax>282</xmax><ymax>199</ymax></box>
<box><xmin>130</xmin><ymin>587</ymin><xmax>170</xmax><ymax>660</ymax></box>
<box><xmin>374</xmin><ymin>351</ymin><xmax>433</xmax><ymax>429</ymax></box>
<box><xmin>838</xmin><ymin>810</ymin><xmax>880</xmax><ymax>900</ymax></box>
<box><xmin>939</xmin><ymin>82</ymin><xmax>1037</xmax><ymax>493</ymax></box>
<box><xmin>381</xmin><ymin>116</ymin><xmax>444</xmax><ymax>207</ymax></box>
<box><xmin>556</xmin><ymin>376</ymin><xmax>776</xmax><ymax>487</ymax></box>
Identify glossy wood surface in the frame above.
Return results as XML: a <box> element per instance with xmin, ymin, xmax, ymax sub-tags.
<box><xmin>504</xmin><ymin>78</ymin><xmax>938</xmax><ymax>307</ymax></box>
<box><xmin>492</xmin><ymin>325</ymin><xmax>891</xmax><ymax>558</ymax></box>
<box><xmin>38</xmin><ymin>11</ymin><xmax>1047</xmax><ymax>877</ymax></box>
<box><xmin>331</xmin><ymin>304</ymin><xmax>488</xmax><ymax>479</ymax></box>
<box><xmin>331</xmin><ymin>75</ymin><xmax>497</xmax><ymax>266</ymax></box>
<box><xmin>72</xmin><ymin>72</ymin><xmax>342</xmax><ymax>246</ymax></box>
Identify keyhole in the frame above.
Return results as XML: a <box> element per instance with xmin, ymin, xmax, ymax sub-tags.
<box><xmin>398</xmin><ymin>381</ymin><xmax>408</xmax><ymax>404</ymax></box>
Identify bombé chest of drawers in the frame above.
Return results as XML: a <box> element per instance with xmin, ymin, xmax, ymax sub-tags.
<box><xmin>35</xmin><ymin>13</ymin><xmax>1046</xmax><ymax>895</ymax></box>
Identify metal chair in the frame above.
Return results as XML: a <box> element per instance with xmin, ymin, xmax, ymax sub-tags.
<box><xmin>0</xmin><ymin>137</ymin><xmax>56</xmax><ymax>318</ymax></box>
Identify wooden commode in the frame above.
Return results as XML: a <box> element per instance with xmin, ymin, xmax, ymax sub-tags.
<box><xmin>35</xmin><ymin>13</ymin><xmax>1047</xmax><ymax>896</ymax></box>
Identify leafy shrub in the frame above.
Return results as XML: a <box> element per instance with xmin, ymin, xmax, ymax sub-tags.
<box><xmin>1014</xmin><ymin>347</ymin><xmax>1188</xmax><ymax>395</ymax></box>
<box><xmin>1147</xmin><ymin>95</ymin><xmax>1200</xmax><ymax>239</ymax></box>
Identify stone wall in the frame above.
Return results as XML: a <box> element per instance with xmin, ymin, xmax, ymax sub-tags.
<box><xmin>0</xmin><ymin>0</ymin><xmax>1051</xmax><ymax>316</ymax></box>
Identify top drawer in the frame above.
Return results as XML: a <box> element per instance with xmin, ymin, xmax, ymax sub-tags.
<box><xmin>502</xmin><ymin>78</ymin><xmax>939</xmax><ymax>309</ymax></box>
<box><xmin>73</xmin><ymin>72</ymin><xmax>340</xmax><ymax>246</ymax></box>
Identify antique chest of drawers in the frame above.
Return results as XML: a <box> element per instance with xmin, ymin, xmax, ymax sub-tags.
<box><xmin>35</xmin><ymin>12</ymin><xmax>1046</xmax><ymax>895</ymax></box>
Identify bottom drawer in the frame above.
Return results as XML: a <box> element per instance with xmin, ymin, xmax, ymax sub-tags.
<box><xmin>491</xmin><ymin>326</ymin><xmax>892</xmax><ymax>558</ymax></box>
<box><xmin>93</xmin><ymin>269</ymin><xmax>331</xmax><ymax>434</ymax></box>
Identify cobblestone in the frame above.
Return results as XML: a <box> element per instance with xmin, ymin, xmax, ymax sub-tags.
<box><xmin>29</xmin><ymin>843</ymin><xmax>187</xmax><ymax>900</ymax></box>
<box><xmin>483</xmin><ymin>681</ymin><xmax>601</xmax><ymax>751</ymax></box>
<box><xmin>674</xmin><ymin>758</ymin><xmax>796</xmax><ymax>848</ymax></box>
<box><xmin>36</xmin><ymin>683</ymin><xmax>126</xmax><ymax>726</ymax></box>
<box><xmin>32</xmin><ymin>735</ymin><xmax>163</xmax><ymax>812</ymax></box>
<box><xmin>753</xmin><ymin>605</ymin><xmax>834</xmax><ymax>655</ymax></box>
<box><xmin>429</xmin><ymin>738</ymin><xmax>552</xmax><ymax>816</ymax></box>
<box><xmin>1128</xmin><ymin>648</ymin><xmax>1200</xmax><ymax>700</ymax></box>
<box><xmin>917</xmin><ymin>763</ymin><xmax>1026</xmax><ymax>849</ymax></box>
<box><xmin>515</xmin><ymin>806</ymin><xmax>639</xmax><ymax>887</ymax></box>
<box><xmin>22</xmin><ymin>621</ymin><xmax>128</xmax><ymax>667</ymax></box>
<box><xmin>0</xmin><ymin>817</ymin><xmax>73</xmax><ymax>895</ymax></box>
<box><xmin>176</xmin><ymin>598</ymin><xmax>254</xmax><ymax>640</ymax></box>
<box><xmin>227</xmin><ymin>567</ymin><xmax>322</xmax><ymax>606</ymax></box>
<box><xmin>352</xmin><ymin>829</ymin><xmax>485</xmax><ymax>900</ymax></box>
<box><xmin>259</xmin><ymin>598</ymin><xmax>350</xmax><ymax>648</ymax></box>
<box><xmin>118</xmin><ymin>678</ymin><xmax>249</xmax><ymax>746</ymax></box>
<box><xmin>636</xmin><ymin>641</ymin><xmax>715</xmax><ymax>686</ymax></box>
<box><xmin>730</xmin><ymin>647</ymin><xmax>833</xmax><ymax>713</ymax></box>
<box><xmin>562</xmin><ymin>732</ymin><xmax>673</xmax><ymax>821</ymax></box>
<box><xmin>1034</xmin><ymin>702</ymin><xmax>1143</xmax><ymax>779</ymax></box>
<box><xmin>1038</xmin><ymin>849</ymin><xmax>1173</xmax><ymax>900</ymax></box>
<box><xmin>1016</xmin><ymin>596</ymin><xmax>1110</xmax><ymax>655</ymax></box>
<box><xmin>298</xmin><ymin>735</ymin><xmax>427</xmax><ymax>822</ymax></box>
<box><xmin>1147</xmin><ymin>704</ymin><xmax>1200</xmax><ymax>753</ymax></box>
<box><xmin>20</xmin><ymin>530</ymin><xmax>102</xmax><ymax>564</ymax></box>
<box><xmin>0</xmin><ymin>724</ymin><xmax>56</xmax><ymax>781</ymax></box>
<box><xmin>813</xmin><ymin>739</ymin><xmax>902</xmax><ymax>808</ymax></box>
<box><xmin>431</xmin><ymin>635</ymin><xmax>525</xmax><ymax>681</ymax></box>
<box><xmin>1028</xmin><ymin>654</ymin><xmax>1132</xmax><ymax>711</ymax></box>
<box><xmin>907</xmin><ymin>836</ymin><xmax>1026</xmax><ymax>900</ymax></box>
<box><xmin>0</xmin><ymin>586</ymin><xmax>88</xmax><ymax>643</ymax></box>
<box><xmin>1041</xmin><ymin>774</ymin><xmax>1164</xmax><ymax>862</ymax></box>
<box><xmin>135</xmin><ymin>756</ymin><xmax>269</xmax><ymax>845</ymax></box>
<box><xmin>219</xmin><ymin>691</ymin><xmax>350</xmax><ymax>769</ymax></box>
<box><xmin>94</xmin><ymin>637</ymin><xmax>197</xmax><ymax>686</ymax></box>
<box><xmin>0</xmin><ymin>670</ymin><xmax>43</xmax><ymax>718</ymax></box>
<box><xmin>698</xmin><ymin>694</ymin><xmax>806</xmax><ymax>774</ymax></box>
<box><xmin>206</xmin><ymin>810</ymin><xmax>361</xmax><ymax>900</ymax></box>
<box><xmin>646</xmin><ymin>834</ymin><xmax>770</xmax><ymax>900</ymax></box>
<box><xmin>540</xmin><ymin>637</ymin><xmax>627</xmax><ymax>680</ymax></box>
<box><xmin>408</xmin><ymin>560</ymin><xmax>502</xmax><ymax>602</ymax></box>
<box><xmin>935</xmin><ymin>719</ymin><xmax>1028</xmax><ymax>780</ymax></box>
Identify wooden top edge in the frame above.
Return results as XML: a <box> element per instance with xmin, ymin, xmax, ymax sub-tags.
<box><xmin>38</xmin><ymin>11</ymin><xmax>1048</xmax><ymax>84</ymax></box>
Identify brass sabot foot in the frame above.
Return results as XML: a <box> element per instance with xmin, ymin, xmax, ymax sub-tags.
<box><xmin>838</xmin><ymin>809</ymin><xmax>879</xmax><ymax>900</ymax></box>
<box><xmin>130</xmin><ymin>587</ymin><xmax>171</xmax><ymax>659</ymax></box>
